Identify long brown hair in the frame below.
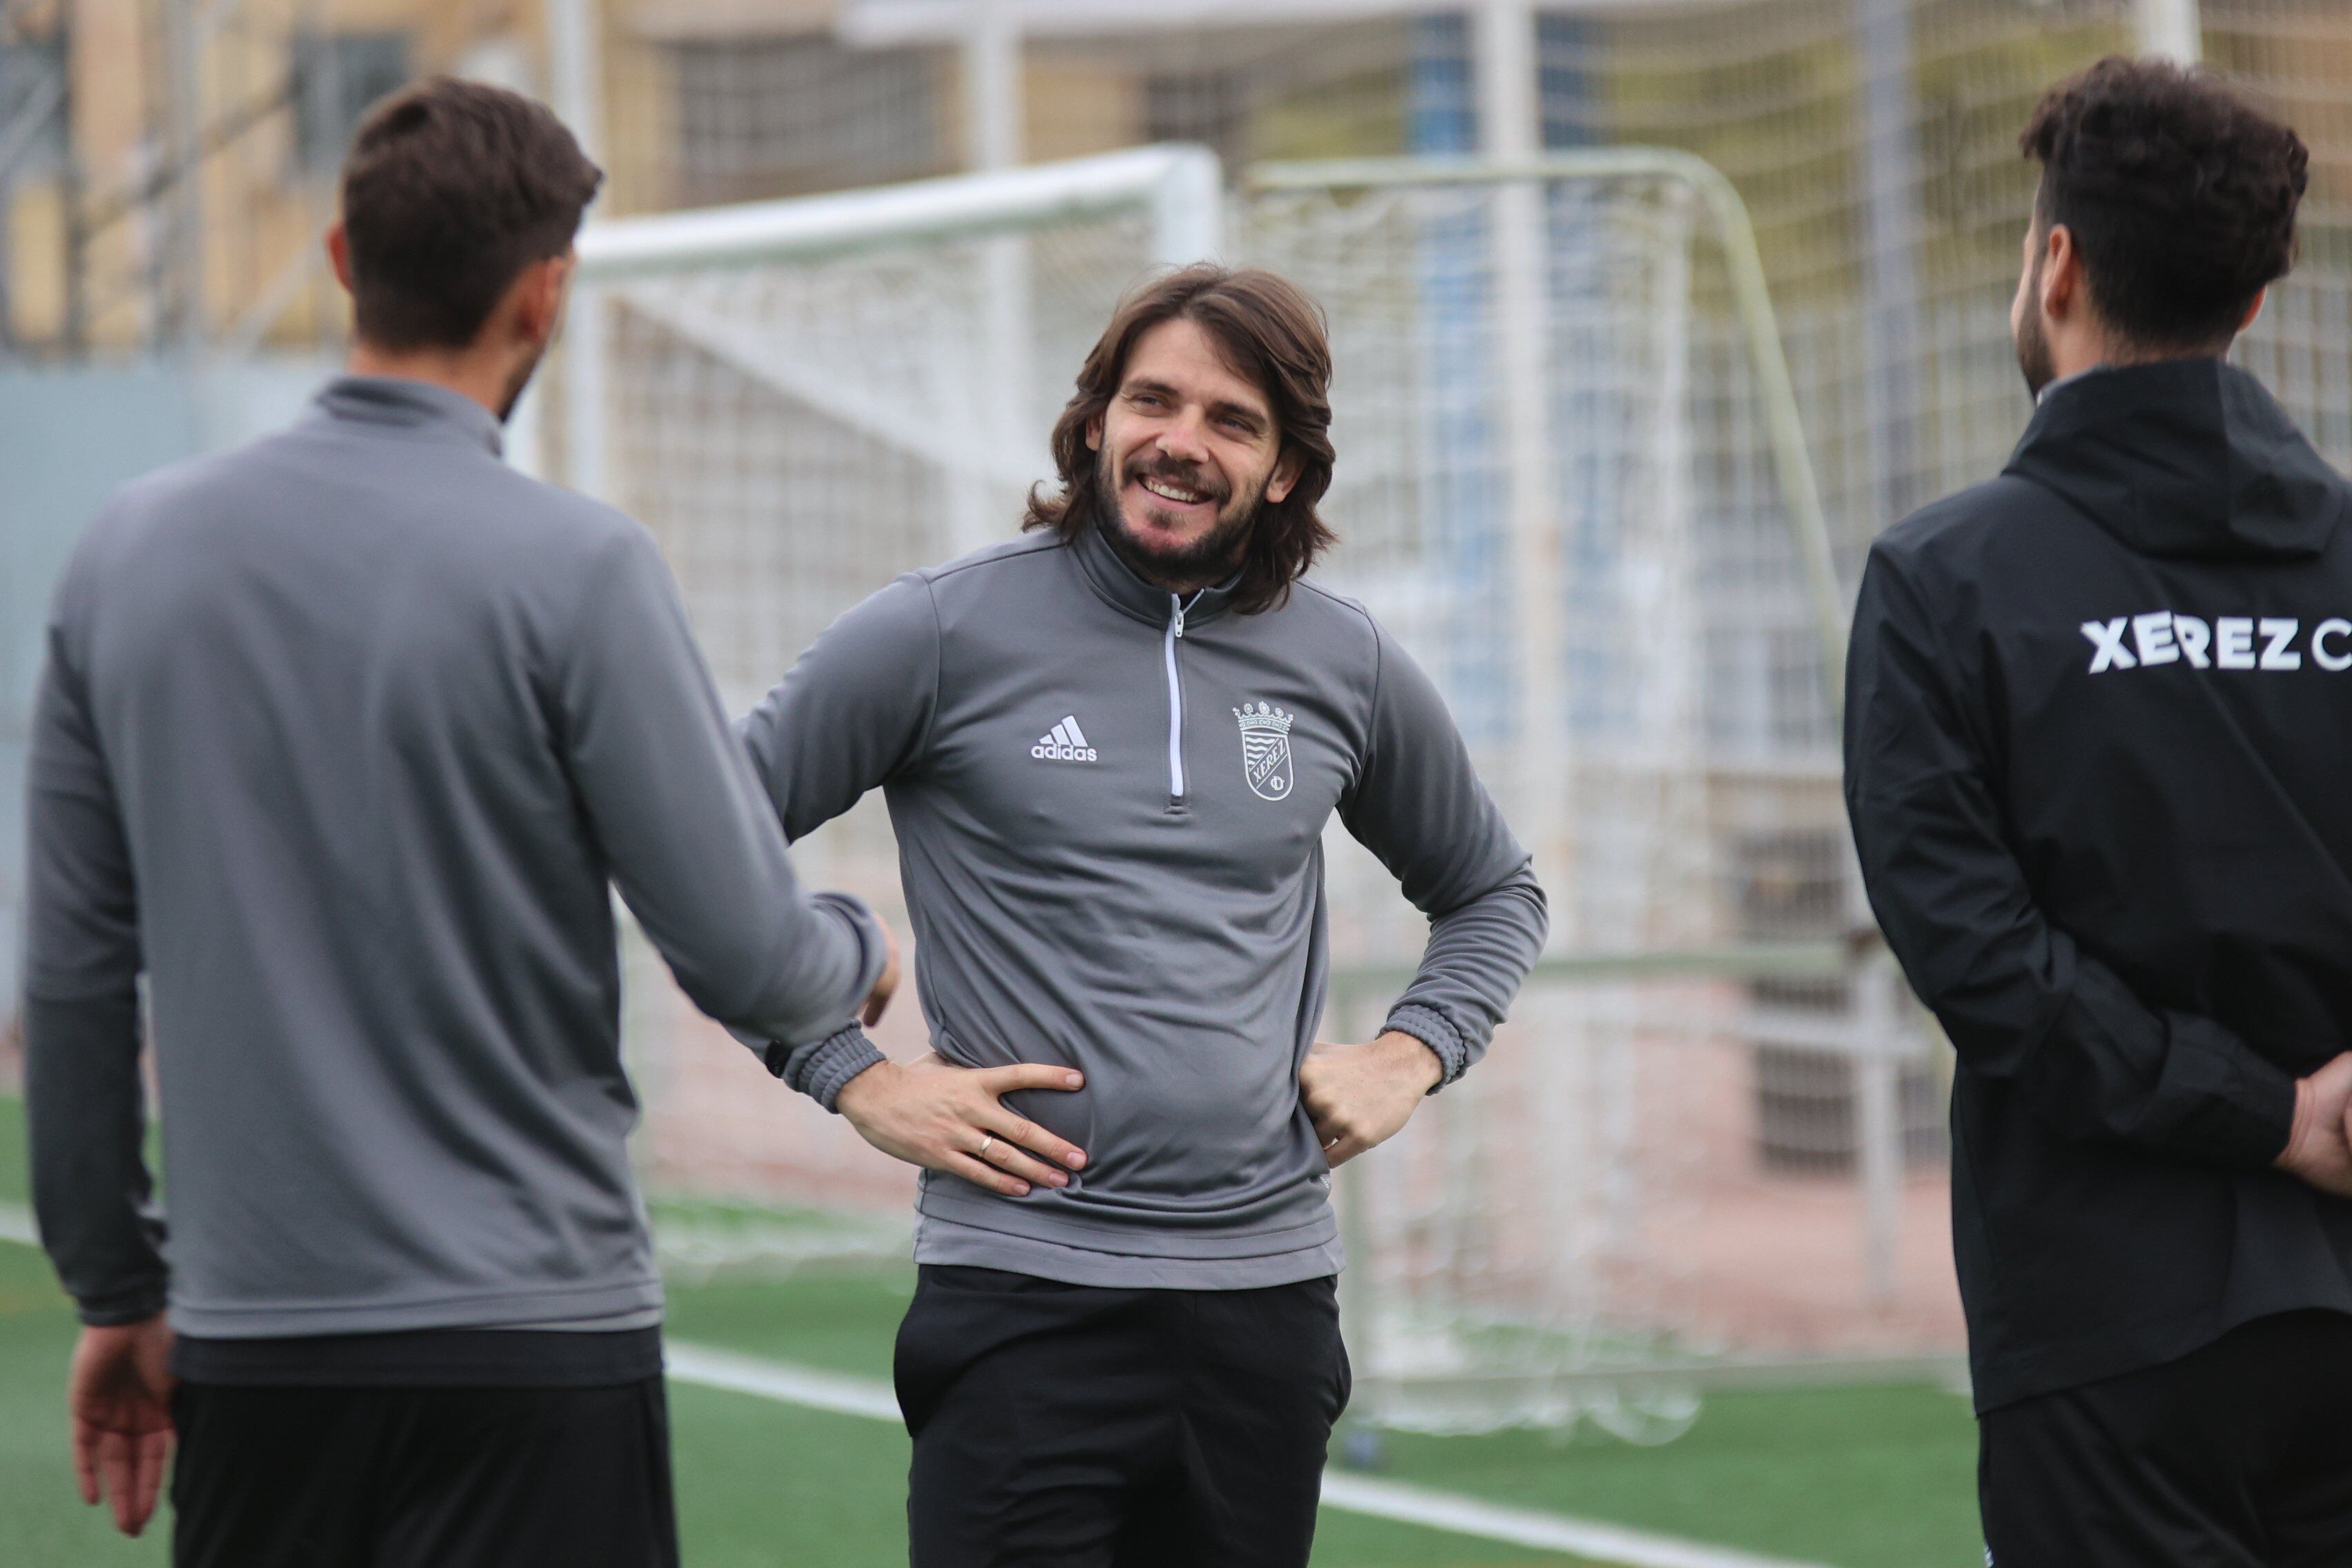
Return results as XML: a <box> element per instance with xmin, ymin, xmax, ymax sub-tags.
<box><xmin>1023</xmin><ymin>265</ymin><xmax>1337</xmax><ymax>614</ymax></box>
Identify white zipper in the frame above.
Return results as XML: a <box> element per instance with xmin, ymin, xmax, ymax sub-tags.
<box><xmin>1164</xmin><ymin>591</ymin><xmax>1199</xmax><ymax>801</ymax></box>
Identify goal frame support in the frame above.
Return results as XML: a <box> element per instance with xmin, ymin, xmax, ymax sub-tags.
<box><xmin>1246</xmin><ymin>150</ymin><xmax>1849</xmax><ymax>721</ymax></box>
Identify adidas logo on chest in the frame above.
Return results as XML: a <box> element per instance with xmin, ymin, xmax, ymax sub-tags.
<box><xmin>1030</xmin><ymin>715</ymin><xmax>1098</xmax><ymax>763</ymax></box>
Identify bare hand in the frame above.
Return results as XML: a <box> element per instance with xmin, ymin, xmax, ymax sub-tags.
<box><xmin>1300</xmin><ymin>1032</ymin><xmax>1443</xmax><ymax>1168</ymax></box>
<box><xmin>836</xmin><ymin>1051</ymin><xmax>1086</xmax><ymax>1197</ymax></box>
<box><xmin>67</xmin><ymin>1313</ymin><xmax>175</xmax><ymax>1537</ymax></box>
<box><xmin>862</xmin><ymin>919</ymin><xmax>903</xmax><ymax>1028</ymax></box>
<box><xmin>2277</xmin><ymin>1052</ymin><xmax>2352</xmax><ymax>1197</ymax></box>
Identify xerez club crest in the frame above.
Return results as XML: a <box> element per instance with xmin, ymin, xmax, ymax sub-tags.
<box><xmin>1234</xmin><ymin>703</ymin><xmax>1294</xmax><ymax>801</ymax></box>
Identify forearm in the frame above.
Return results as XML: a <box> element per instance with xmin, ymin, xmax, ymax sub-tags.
<box><xmin>611</xmin><ymin>782</ymin><xmax>882</xmax><ymax>1049</ymax></box>
<box><xmin>1382</xmin><ymin>868</ymin><xmax>1549</xmax><ymax>1088</ymax></box>
<box><xmin>1847</xmin><ymin>551</ymin><xmax>2294</xmax><ymax>1172</ymax></box>
<box><xmin>563</xmin><ymin>530</ymin><xmax>883</xmax><ymax>1048</ymax></box>
<box><xmin>2010</xmin><ymin>943</ymin><xmax>2294</xmax><ymax>1169</ymax></box>
<box><xmin>740</xmin><ymin>893</ymin><xmax>890</xmax><ymax>1052</ymax></box>
<box><xmin>1875</xmin><ymin>890</ymin><xmax>2295</xmax><ymax>1169</ymax></box>
<box><xmin>23</xmin><ymin>992</ymin><xmax>168</xmax><ymax>1326</ymax></box>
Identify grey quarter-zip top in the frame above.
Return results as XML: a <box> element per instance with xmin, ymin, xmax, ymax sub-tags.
<box><xmin>742</xmin><ymin>524</ymin><xmax>1549</xmax><ymax>1289</ymax></box>
<box><xmin>23</xmin><ymin>375</ymin><xmax>888</xmax><ymax>1336</ymax></box>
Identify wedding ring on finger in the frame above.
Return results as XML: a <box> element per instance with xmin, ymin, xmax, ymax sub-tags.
<box><xmin>978</xmin><ymin>1134</ymin><xmax>997</xmax><ymax>1161</ymax></box>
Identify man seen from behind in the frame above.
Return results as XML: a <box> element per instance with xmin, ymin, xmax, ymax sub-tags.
<box><xmin>23</xmin><ymin>78</ymin><xmax>895</xmax><ymax>1567</ymax></box>
<box><xmin>1846</xmin><ymin>58</ymin><xmax>2352</xmax><ymax>1566</ymax></box>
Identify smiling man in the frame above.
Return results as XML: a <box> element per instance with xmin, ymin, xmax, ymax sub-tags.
<box><xmin>738</xmin><ymin>266</ymin><xmax>1548</xmax><ymax>1565</ymax></box>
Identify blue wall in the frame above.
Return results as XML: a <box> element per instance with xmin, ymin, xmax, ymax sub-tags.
<box><xmin>1</xmin><ymin>356</ymin><xmax>332</xmax><ymax>1012</ymax></box>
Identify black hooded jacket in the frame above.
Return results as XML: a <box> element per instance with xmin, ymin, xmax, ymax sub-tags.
<box><xmin>1846</xmin><ymin>359</ymin><xmax>2352</xmax><ymax>1412</ymax></box>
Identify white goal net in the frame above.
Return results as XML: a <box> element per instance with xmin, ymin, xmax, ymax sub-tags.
<box><xmin>570</xmin><ymin>144</ymin><xmax>1959</xmax><ymax>1434</ymax></box>
<box><xmin>1244</xmin><ymin>157</ymin><xmax>1950</xmax><ymax>1434</ymax></box>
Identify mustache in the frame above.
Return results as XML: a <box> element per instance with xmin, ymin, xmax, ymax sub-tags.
<box><xmin>1123</xmin><ymin>456</ymin><xmax>1230</xmax><ymax>504</ymax></box>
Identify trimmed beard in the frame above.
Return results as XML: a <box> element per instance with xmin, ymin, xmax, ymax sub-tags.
<box><xmin>498</xmin><ymin>340</ymin><xmax>549</xmax><ymax>423</ymax></box>
<box><xmin>2015</xmin><ymin>250</ymin><xmax>2057</xmax><ymax>400</ymax></box>
<box><xmin>1092</xmin><ymin>444</ymin><xmax>1266</xmax><ymax>590</ymax></box>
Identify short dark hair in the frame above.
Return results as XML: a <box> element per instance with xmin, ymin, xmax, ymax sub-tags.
<box><xmin>1023</xmin><ymin>266</ymin><xmax>1337</xmax><ymax>614</ymax></box>
<box><xmin>2021</xmin><ymin>57</ymin><xmax>2307</xmax><ymax>350</ymax></box>
<box><xmin>340</xmin><ymin>77</ymin><xmax>604</xmax><ymax>351</ymax></box>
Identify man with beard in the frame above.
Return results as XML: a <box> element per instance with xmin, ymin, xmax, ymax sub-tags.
<box><xmin>24</xmin><ymin>79</ymin><xmax>896</xmax><ymax>1563</ymax></box>
<box><xmin>1845</xmin><ymin>59</ymin><xmax>2352</xmax><ymax>1565</ymax></box>
<box><xmin>739</xmin><ymin>265</ymin><xmax>1547</xmax><ymax>1565</ymax></box>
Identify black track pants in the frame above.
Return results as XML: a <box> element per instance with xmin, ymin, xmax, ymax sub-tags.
<box><xmin>896</xmin><ymin>1265</ymin><xmax>1351</xmax><ymax>1568</ymax></box>
<box><xmin>1981</xmin><ymin>1310</ymin><xmax>2352</xmax><ymax>1567</ymax></box>
<box><xmin>170</xmin><ymin>1376</ymin><xmax>680</xmax><ymax>1568</ymax></box>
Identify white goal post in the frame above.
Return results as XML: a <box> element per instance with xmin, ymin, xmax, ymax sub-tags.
<box><xmin>1241</xmin><ymin>151</ymin><xmax>1946</xmax><ymax>1435</ymax></box>
<box><xmin>1248</xmin><ymin>148</ymin><xmax>1848</xmax><ymax>713</ymax></box>
<box><xmin>540</xmin><ymin>142</ymin><xmax>1961</xmax><ymax>1438</ymax></box>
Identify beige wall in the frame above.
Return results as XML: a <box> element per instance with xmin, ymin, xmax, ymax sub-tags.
<box><xmin>7</xmin><ymin>0</ymin><xmax>1245</xmax><ymax>351</ymax></box>
<box><xmin>9</xmin><ymin>0</ymin><xmax>538</xmax><ymax>351</ymax></box>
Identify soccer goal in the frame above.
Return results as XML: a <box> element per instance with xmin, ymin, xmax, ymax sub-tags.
<box><xmin>567</xmin><ymin>144</ymin><xmax>1961</xmax><ymax>1437</ymax></box>
<box><xmin>1244</xmin><ymin>153</ymin><xmax>1953</xmax><ymax>1438</ymax></box>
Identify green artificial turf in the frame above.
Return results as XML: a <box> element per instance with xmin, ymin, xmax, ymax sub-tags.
<box><xmin>658</xmin><ymin>1261</ymin><xmax>1980</xmax><ymax>1567</ymax></box>
<box><xmin>0</xmin><ymin>1095</ymin><xmax>1982</xmax><ymax>1565</ymax></box>
<box><xmin>0</xmin><ymin>1089</ymin><xmax>28</xmax><ymax>1202</ymax></box>
<box><xmin>1360</xmin><ymin>1388</ymin><xmax>1980</xmax><ymax>1568</ymax></box>
<box><xmin>665</xmin><ymin>1262</ymin><xmax>914</xmax><ymax>1379</ymax></box>
<box><xmin>667</xmin><ymin>1374</ymin><xmax>1580</xmax><ymax>1568</ymax></box>
<box><xmin>658</xmin><ymin>1268</ymin><xmax>1591</xmax><ymax>1565</ymax></box>
<box><xmin>0</xmin><ymin>1241</ymin><xmax>170</xmax><ymax>1566</ymax></box>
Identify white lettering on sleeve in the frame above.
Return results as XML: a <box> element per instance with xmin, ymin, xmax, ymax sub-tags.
<box><xmin>2260</xmin><ymin>618</ymin><xmax>2304</xmax><ymax>669</ymax></box>
<box><xmin>2081</xmin><ymin>618</ymin><xmax>2137</xmax><ymax>673</ymax></box>
<box><xmin>2172</xmin><ymin>614</ymin><xmax>2212</xmax><ymax>668</ymax></box>
<box><xmin>2315</xmin><ymin>619</ymin><xmax>2352</xmax><ymax>672</ymax></box>
<box><xmin>2216</xmin><ymin>616</ymin><xmax>2256</xmax><ymax>669</ymax></box>
<box><xmin>2132</xmin><ymin>611</ymin><xmax>2179</xmax><ymax>666</ymax></box>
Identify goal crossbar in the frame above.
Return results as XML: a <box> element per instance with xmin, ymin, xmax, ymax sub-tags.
<box><xmin>551</xmin><ymin>144</ymin><xmax>1224</xmax><ymax>504</ymax></box>
<box><xmin>576</xmin><ymin>142</ymin><xmax>1224</xmax><ymax>281</ymax></box>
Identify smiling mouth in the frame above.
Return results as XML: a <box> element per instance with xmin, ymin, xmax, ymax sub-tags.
<box><xmin>1137</xmin><ymin>476</ymin><xmax>1213</xmax><ymax>507</ymax></box>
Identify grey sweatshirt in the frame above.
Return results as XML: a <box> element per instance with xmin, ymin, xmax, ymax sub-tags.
<box><xmin>21</xmin><ymin>376</ymin><xmax>884</xmax><ymax>1336</ymax></box>
<box><xmin>741</xmin><ymin>525</ymin><xmax>1547</xmax><ymax>1288</ymax></box>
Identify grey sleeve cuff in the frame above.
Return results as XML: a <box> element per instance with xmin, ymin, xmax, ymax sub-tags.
<box><xmin>765</xmin><ymin>1024</ymin><xmax>888</xmax><ymax>1113</ymax></box>
<box><xmin>1382</xmin><ymin>1004</ymin><xmax>1468</xmax><ymax>1092</ymax></box>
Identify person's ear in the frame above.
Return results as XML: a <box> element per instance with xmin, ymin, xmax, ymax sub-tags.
<box><xmin>325</xmin><ymin>222</ymin><xmax>355</xmax><ymax>294</ymax></box>
<box><xmin>2041</xmin><ymin>224</ymin><xmax>2081</xmax><ymax>321</ymax></box>
<box><xmin>518</xmin><ymin>254</ymin><xmax>575</xmax><ymax>349</ymax></box>
<box><xmin>1084</xmin><ymin>413</ymin><xmax>1103</xmax><ymax>453</ymax></box>
<box><xmin>1266</xmin><ymin>447</ymin><xmax>1302</xmax><ymax>506</ymax></box>
<box><xmin>2239</xmin><ymin>286</ymin><xmax>2268</xmax><ymax>335</ymax></box>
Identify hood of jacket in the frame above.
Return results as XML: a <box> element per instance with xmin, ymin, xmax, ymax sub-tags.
<box><xmin>2002</xmin><ymin>357</ymin><xmax>2349</xmax><ymax>561</ymax></box>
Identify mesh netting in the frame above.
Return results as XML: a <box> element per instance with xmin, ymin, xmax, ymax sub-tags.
<box><xmin>597</xmin><ymin>197</ymin><xmax>1181</xmax><ymax>1224</ymax></box>
<box><xmin>591</xmin><ymin>160</ymin><xmax>1954</xmax><ymax>1435</ymax></box>
<box><xmin>576</xmin><ymin>0</ymin><xmax>2352</xmax><ymax>1432</ymax></box>
<box><xmin>1249</xmin><ymin>170</ymin><xmax>1946</xmax><ymax>1431</ymax></box>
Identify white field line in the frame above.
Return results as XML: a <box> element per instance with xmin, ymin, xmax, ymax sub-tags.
<box><xmin>665</xmin><ymin>1340</ymin><xmax>1833</xmax><ymax>1568</ymax></box>
<box><xmin>665</xmin><ymin>1341</ymin><xmax>901</xmax><ymax>1423</ymax></box>
<box><xmin>0</xmin><ymin>1219</ymin><xmax>1832</xmax><ymax>1568</ymax></box>
<box><xmin>1315</xmin><ymin>1472</ymin><xmax>1830</xmax><ymax>1568</ymax></box>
